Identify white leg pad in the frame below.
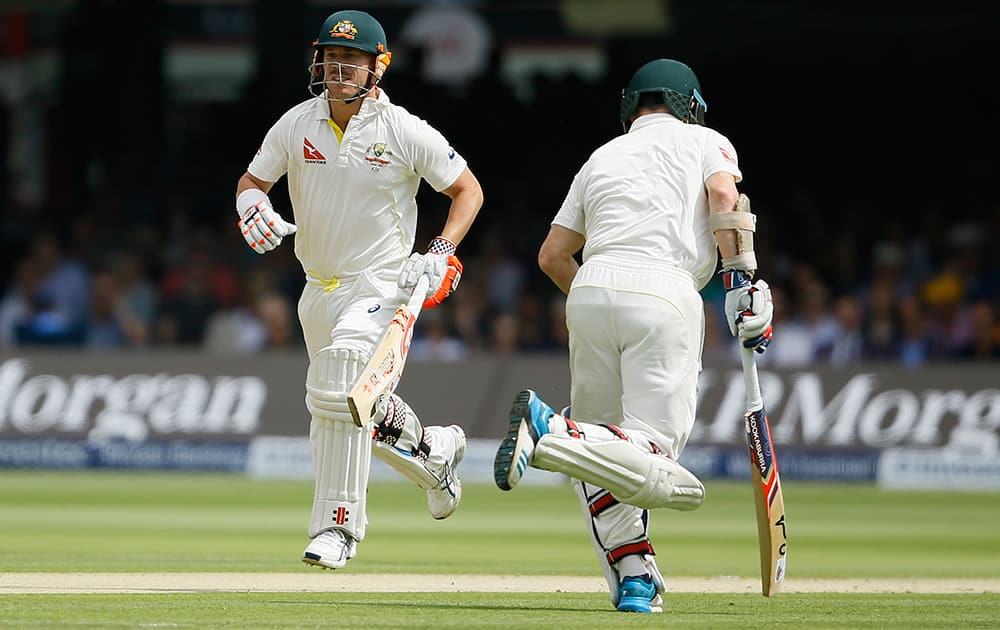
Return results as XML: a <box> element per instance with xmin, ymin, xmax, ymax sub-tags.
<box><xmin>306</xmin><ymin>347</ymin><xmax>371</xmax><ymax>541</ymax></box>
<box><xmin>572</xmin><ymin>480</ymin><xmax>666</xmax><ymax>610</ymax></box>
<box><xmin>371</xmin><ymin>394</ymin><xmax>447</xmax><ymax>490</ymax></box>
<box><xmin>373</xmin><ymin>441</ymin><xmax>439</xmax><ymax>489</ymax></box>
<box><xmin>533</xmin><ymin>435</ymin><xmax>705</xmax><ymax>510</ymax></box>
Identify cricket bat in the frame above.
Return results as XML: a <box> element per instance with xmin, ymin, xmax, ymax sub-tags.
<box><xmin>347</xmin><ymin>275</ymin><xmax>430</xmax><ymax>427</ymax></box>
<box><xmin>740</xmin><ymin>346</ymin><xmax>787</xmax><ymax>596</ymax></box>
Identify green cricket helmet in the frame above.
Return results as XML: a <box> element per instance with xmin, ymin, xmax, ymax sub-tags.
<box><xmin>314</xmin><ymin>10</ymin><xmax>387</xmax><ymax>55</ymax></box>
<box><xmin>620</xmin><ymin>59</ymin><xmax>707</xmax><ymax>130</ymax></box>
<box><xmin>308</xmin><ymin>10</ymin><xmax>392</xmax><ymax>100</ymax></box>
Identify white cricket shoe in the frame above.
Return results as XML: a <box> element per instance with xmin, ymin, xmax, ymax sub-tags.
<box><xmin>427</xmin><ymin>425</ymin><xmax>466</xmax><ymax>520</ymax></box>
<box><xmin>302</xmin><ymin>529</ymin><xmax>357</xmax><ymax>570</ymax></box>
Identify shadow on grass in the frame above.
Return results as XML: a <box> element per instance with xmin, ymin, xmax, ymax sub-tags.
<box><xmin>262</xmin><ymin>597</ymin><xmax>613</xmax><ymax>615</ymax></box>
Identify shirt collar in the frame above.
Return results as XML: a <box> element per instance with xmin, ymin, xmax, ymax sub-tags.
<box><xmin>628</xmin><ymin>112</ymin><xmax>681</xmax><ymax>132</ymax></box>
<box><xmin>312</xmin><ymin>88</ymin><xmax>391</xmax><ymax>120</ymax></box>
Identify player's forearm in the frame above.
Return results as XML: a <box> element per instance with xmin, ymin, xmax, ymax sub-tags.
<box><xmin>538</xmin><ymin>224</ymin><xmax>585</xmax><ymax>295</ymax></box>
<box><xmin>236</xmin><ymin>172</ymin><xmax>274</xmax><ymax>196</ymax></box>
<box><xmin>541</xmin><ymin>254</ymin><xmax>578</xmax><ymax>295</ymax></box>
<box><xmin>538</xmin><ymin>244</ymin><xmax>578</xmax><ymax>295</ymax></box>
<box><xmin>439</xmin><ymin>191</ymin><xmax>482</xmax><ymax>246</ymax></box>
<box><xmin>439</xmin><ymin>168</ymin><xmax>484</xmax><ymax>246</ymax></box>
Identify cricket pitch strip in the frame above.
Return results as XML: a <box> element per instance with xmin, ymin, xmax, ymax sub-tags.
<box><xmin>1</xmin><ymin>574</ymin><xmax>998</xmax><ymax>594</ymax></box>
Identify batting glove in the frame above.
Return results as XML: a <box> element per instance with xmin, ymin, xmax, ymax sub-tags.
<box><xmin>398</xmin><ymin>236</ymin><xmax>463</xmax><ymax>309</ymax></box>
<box><xmin>236</xmin><ymin>189</ymin><xmax>296</xmax><ymax>254</ymax></box>
<box><xmin>721</xmin><ymin>269</ymin><xmax>774</xmax><ymax>354</ymax></box>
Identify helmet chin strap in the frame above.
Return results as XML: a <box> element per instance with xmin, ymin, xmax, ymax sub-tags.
<box><xmin>329</xmin><ymin>88</ymin><xmax>366</xmax><ymax>104</ymax></box>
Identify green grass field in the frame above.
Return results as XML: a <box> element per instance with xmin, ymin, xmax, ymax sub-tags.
<box><xmin>2</xmin><ymin>471</ymin><xmax>999</xmax><ymax>628</ymax></box>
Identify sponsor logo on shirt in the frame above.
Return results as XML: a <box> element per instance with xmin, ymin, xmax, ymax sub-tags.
<box><xmin>719</xmin><ymin>146</ymin><xmax>737</xmax><ymax>165</ymax></box>
<box><xmin>448</xmin><ymin>147</ymin><xmax>456</xmax><ymax>160</ymax></box>
<box><xmin>303</xmin><ymin>137</ymin><xmax>327</xmax><ymax>164</ymax></box>
<box><xmin>364</xmin><ymin>142</ymin><xmax>394</xmax><ymax>172</ymax></box>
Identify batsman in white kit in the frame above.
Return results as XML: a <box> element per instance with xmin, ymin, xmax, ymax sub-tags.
<box><xmin>494</xmin><ymin>59</ymin><xmax>774</xmax><ymax>612</ymax></box>
<box><xmin>234</xmin><ymin>9</ymin><xmax>483</xmax><ymax>569</ymax></box>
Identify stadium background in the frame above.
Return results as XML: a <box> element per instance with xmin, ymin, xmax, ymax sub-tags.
<box><xmin>0</xmin><ymin>1</ymin><xmax>998</xmax><ymax>489</ymax></box>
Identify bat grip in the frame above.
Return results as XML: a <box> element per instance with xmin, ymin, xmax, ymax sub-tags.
<box><xmin>405</xmin><ymin>274</ymin><xmax>431</xmax><ymax>314</ymax></box>
<box><xmin>740</xmin><ymin>346</ymin><xmax>764</xmax><ymax>412</ymax></box>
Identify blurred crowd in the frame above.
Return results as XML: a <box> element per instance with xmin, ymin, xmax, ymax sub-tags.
<box><xmin>703</xmin><ymin>218</ymin><xmax>1000</xmax><ymax>368</ymax></box>
<box><xmin>1</xmin><ymin>5</ymin><xmax>997</xmax><ymax>368</ymax></box>
<box><xmin>2</xmin><ymin>207</ymin><xmax>998</xmax><ymax>369</ymax></box>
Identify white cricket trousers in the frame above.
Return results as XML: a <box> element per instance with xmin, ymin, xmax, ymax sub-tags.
<box><xmin>298</xmin><ymin>267</ymin><xmax>403</xmax><ymax>360</ymax></box>
<box><xmin>565</xmin><ymin>260</ymin><xmax>705</xmax><ymax>584</ymax></box>
<box><xmin>566</xmin><ymin>260</ymin><xmax>704</xmax><ymax>460</ymax></box>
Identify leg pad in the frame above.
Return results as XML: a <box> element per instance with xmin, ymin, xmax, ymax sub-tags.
<box><xmin>534</xmin><ymin>436</ymin><xmax>704</xmax><ymax>510</ymax></box>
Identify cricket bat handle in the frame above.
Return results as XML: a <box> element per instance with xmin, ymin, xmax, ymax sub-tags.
<box><xmin>406</xmin><ymin>275</ymin><xmax>431</xmax><ymax>314</ymax></box>
<box><xmin>740</xmin><ymin>346</ymin><xmax>764</xmax><ymax>412</ymax></box>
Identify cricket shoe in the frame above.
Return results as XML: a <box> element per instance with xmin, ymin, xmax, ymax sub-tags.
<box><xmin>427</xmin><ymin>425</ymin><xmax>466</xmax><ymax>520</ymax></box>
<box><xmin>302</xmin><ymin>529</ymin><xmax>357</xmax><ymax>570</ymax></box>
<box><xmin>617</xmin><ymin>575</ymin><xmax>658</xmax><ymax>613</ymax></box>
<box><xmin>494</xmin><ymin>389</ymin><xmax>553</xmax><ymax>491</ymax></box>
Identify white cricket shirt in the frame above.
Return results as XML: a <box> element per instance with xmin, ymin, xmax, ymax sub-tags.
<box><xmin>248</xmin><ymin>90</ymin><xmax>467</xmax><ymax>280</ymax></box>
<box><xmin>553</xmin><ymin>113</ymin><xmax>742</xmax><ymax>290</ymax></box>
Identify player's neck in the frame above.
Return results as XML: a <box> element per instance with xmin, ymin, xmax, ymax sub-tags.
<box><xmin>328</xmin><ymin>99</ymin><xmax>363</xmax><ymax>131</ymax></box>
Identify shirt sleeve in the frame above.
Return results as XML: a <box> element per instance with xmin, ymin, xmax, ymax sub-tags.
<box><xmin>552</xmin><ymin>169</ymin><xmax>586</xmax><ymax>234</ymax></box>
<box><xmin>247</xmin><ymin>113</ymin><xmax>290</xmax><ymax>183</ymax></box>
<box><xmin>403</xmin><ymin>115</ymin><xmax>468</xmax><ymax>192</ymax></box>
<box><xmin>703</xmin><ymin>131</ymin><xmax>743</xmax><ymax>184</ymax></box>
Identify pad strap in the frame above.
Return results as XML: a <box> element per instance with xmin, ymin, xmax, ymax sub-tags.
<box><xmin>607</xmin><ymin>540</ymin><xmax>655</xmax><ymax>565</ymax></box>
<box><xmin>588</xmin><ymin>491</ymin><xmax>619</xmax><ymax>517</ymax></box>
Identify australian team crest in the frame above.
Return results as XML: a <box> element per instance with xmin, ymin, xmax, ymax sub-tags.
<box><xmin>364</xmin><ymin>142</ymin><xmax>394</xmax><ymax>172</ymax></box>
<box><xmin>329</xmin><ymin>20</ymin><xmax>358</xmax><ymax>40</ymax></box>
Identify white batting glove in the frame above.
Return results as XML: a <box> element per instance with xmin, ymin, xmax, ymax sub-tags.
<box><xmin>721</xmin><ymin>270</ymin><xmax>774</xmax><ymax>353</ymax></box>
<box><xmin>236</xmin><ymin>189</ymin><xmax>296</xmax><ymax>254</ymax></box>
<box><xmin>398</xmin><ymin>236</ymin><xmax>463</xmax><ymax>309</ymax></box>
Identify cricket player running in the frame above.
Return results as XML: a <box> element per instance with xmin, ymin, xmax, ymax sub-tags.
<box><xmin>235</xmin><ymin>10</ymin><xmax>483</xmax><ymax>570</ymax></box>
<box><xmin>494</xmin><ymin>59</ymin><xmax>773</xmax><ymax>612</ymax></box>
